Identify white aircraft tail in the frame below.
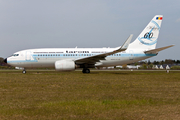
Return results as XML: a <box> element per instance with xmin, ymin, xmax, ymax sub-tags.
<box><xmin>129</xmin><ymin>15</ymin><xmax>163</xmax><ymax>50</ymax></box>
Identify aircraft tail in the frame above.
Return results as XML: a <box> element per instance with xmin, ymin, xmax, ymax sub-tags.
<box><xmin>129</xmin><ymin>15</ymin><xmax>163</xmax><ymax>50</ymax></box>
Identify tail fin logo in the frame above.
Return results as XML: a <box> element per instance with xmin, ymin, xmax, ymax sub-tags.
<box><xmin>138</xmin><ymin>20</ymin><xmax>160</xmax><ymax>46</ymax></box>
<box><xmin>156</xmin><ymin>17</ymin><xmax>163</xmax><ymax>20</ymax></box>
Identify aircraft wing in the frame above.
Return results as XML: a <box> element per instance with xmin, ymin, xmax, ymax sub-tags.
<box><xmin>75</xmin><ymin>34</ymin><xmax>133</xmax><ymax>64</ymax></box>
<box><xmin>144</xmin><ymin>45</ymin><xmax>174</xmax><ymax>54</ymax></box>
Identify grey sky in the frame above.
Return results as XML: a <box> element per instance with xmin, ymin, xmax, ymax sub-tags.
<box><xmin>0</xmin><ymin>0</ymin><xmax>179</xmax><ymax>61</ymax></box>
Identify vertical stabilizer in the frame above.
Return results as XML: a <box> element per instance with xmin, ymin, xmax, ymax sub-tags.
<box><xmin>129</xmin><ymin>15</ymin><xmax>163</xmax><ymax>50</ymax></box>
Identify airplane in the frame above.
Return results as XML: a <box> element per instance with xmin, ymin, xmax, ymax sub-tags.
<box><xmin>4</xmin><ymin>15</ymin><xmax>174</xmax><ymax>74</ymax></box>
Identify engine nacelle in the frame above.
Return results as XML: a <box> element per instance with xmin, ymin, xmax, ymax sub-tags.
<box><xmin>15</xmin><ymin>67</ymin><xmax>24</xmax><ymax>70</ymax></box>
<box><xmin>55</xmin><ymin>60</ymin><xmax>75</xmax><ymax>71</ymax></box>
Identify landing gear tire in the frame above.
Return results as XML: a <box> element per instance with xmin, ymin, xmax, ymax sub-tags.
<box><xmin>82</xmin><ymin>68</ymin><xmax>90</xmax><ymax>73</ymax></box>
<box><xmin>22</xmin><ymin>70</ymin><xmax>26</xmax><ymax>74</ymax></box>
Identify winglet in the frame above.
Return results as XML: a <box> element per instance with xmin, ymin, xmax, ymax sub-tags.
<box><xmin>75</xmin><ymin>34</ymin><xmax>133</xmax><ymax>64</ymax></box>
<box><xmin>119</xmin><ymin>34</ymin><xmax>133</xmax><ymax>50</ymax></box>
<box><xmin>112</xmin><ymin>34</ymin><xmax>133</xmax><ymax>53</ymax></box>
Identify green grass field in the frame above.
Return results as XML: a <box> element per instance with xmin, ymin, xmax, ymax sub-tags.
<box><xmin>0</xmin><ymin>70</ymin><xmax>180</xmax><ymax>120</ymax></box>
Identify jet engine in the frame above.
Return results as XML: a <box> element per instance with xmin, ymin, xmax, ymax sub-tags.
<box><xmin>15</xmin><ymin>67</ymin><xmax>24</xmax><ymax>70</ymax></box>
<box><xmin>55</xmin><ymin>60</ymin><xmax>75</xmax><ymax>71</ymax></box>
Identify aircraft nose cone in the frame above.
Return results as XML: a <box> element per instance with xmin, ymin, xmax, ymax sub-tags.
<box><xmin>4</xmin><ymin>58</ymin><xmax>7</xmax><ymax>63</ymax></box>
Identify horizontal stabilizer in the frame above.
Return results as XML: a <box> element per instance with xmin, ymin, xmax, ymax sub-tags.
<box><xmin>144</xmin><ymin>45</ymin><xmax>174</xmax><ymax>54</ymax></box>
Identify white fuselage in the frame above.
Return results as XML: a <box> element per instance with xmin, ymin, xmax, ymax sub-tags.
<box><xmin>4</xmin><ymin>15</ymin><xmax>173</xmax><ymax>73</ymax></box>
<box><xmin>7</xmin><ymin>47</ymin><xmax>156</xmax><ymax>68</ymax></box>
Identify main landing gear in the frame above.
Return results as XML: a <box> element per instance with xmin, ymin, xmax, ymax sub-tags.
<box><xmin>82</xmin><ymin>68</ymin><xmax>90</xmax><ymax>73</ymax></box>
<box><xmin>22</xmin><ymin>69</ymin><xmax>26</xmax><ymax>74</ymax></box>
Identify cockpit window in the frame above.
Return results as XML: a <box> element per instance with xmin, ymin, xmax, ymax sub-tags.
<box><xmin>12</xmin><ymin>54</ymin><xmax>19</xmax><ymax>56</ymax></box>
